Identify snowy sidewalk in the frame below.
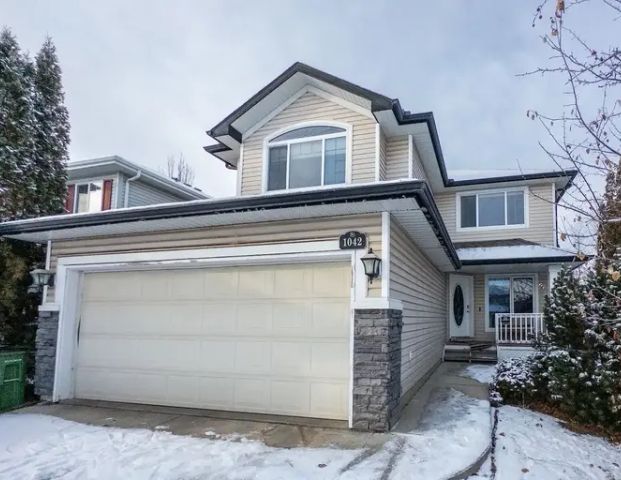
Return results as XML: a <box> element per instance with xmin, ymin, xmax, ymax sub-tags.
<box><xmin>0</xmin><ymin>387</ymin><xmax>491</xmax><ymax>479</ymax></box>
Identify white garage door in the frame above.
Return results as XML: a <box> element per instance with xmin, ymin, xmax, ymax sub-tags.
<box><xmin>75</xmin><ymin>262</ymin><xmax>351</xmax><ymax>420</ymax></box>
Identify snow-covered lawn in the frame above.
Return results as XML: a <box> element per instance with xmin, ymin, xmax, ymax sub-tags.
<box><xmin>476</xmin><ymin>406</ymin><xmax>621</xmax><ymax>479</ymax></box>
<box><xmin>463</xmin><ymin>363</ymin><xmax>497</xmax><ymax>384</ymax></box>
<box><xmin>0</xmin><ymin>390</ymin><xmax>490</xmax><ymax>480</ymax></box>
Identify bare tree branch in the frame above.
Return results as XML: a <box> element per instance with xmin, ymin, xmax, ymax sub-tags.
<box><xmin>165</xmin><ymin>153</ymin><xmax>195</xmax><ymax>186</ymax></box>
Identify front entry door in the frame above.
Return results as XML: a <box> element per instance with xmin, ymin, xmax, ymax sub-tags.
<box><xmin>449</xmin><ymin>274</ymin><xmax>474</xmax><ymax>338</ymax></box>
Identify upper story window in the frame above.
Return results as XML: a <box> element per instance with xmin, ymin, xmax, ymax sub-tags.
<box><xmin>266</xmin><ymin>125</ymin><xmax>347</xmax><ymax>191</ymax></box>
<box><xmin>65</xmin><ymin>179</ymin><xmax>113</xmax><ymax>213</ymax></box>
<box><xmin>458</xmin><ymin>188</ymin><xmax>527</xmax><ymax>229</ymax></box>
<box><xmin>75</xmin><ymin>181</ymin><xmax>103</xmax><ymax>213</ymax></box>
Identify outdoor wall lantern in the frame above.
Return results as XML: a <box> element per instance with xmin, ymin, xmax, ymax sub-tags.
<box><xmin>29</xmin><ymin>268</ymin><xmax>54</xmax><ymax>293</ymax></box>
<box><xmin>360</xmin><ymin>248</ymin><xmax>381</xmax><ymax>283</ymax></box>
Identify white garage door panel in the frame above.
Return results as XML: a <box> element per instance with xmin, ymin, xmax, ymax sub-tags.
<box><xmin>75</xmin><ymin>263</ymin><xmax>351</xmax><ymax>420</ymax></box>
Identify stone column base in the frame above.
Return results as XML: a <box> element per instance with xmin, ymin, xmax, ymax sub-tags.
<box><xmin>34</xmin><ymin>310</ymin><xmax>59</xmax><ymax>400</ymax></box>
<box><xmin>352</xmin><ymin>308</ymin><xmax>403</xmax><ymax>432</ymax></box>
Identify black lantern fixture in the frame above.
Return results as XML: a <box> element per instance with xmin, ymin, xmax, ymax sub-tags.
<box><xmin>360</xmin><ymin>248</ymin><xmax>381</xmax><ymax>283</ymax></box>
<box><xmin>29</xmin><ymin>268</ymin><xmax>54</xmax><ymax>293</ymax></box>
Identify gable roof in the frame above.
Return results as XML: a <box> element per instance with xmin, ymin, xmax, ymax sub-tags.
<box><xmin>67</xmin><ymin>156</ymin><xmax>209</xmax><ymax>200</ymax></box>
<box><xmin>203</xmin><ymin>62</ymin><xmax>577</xmax><ymax>197</ymax></box>
<box><xmin>207</xmin><ymin>62</ymin><xmax>394</xmax><ymax>140</ymax></box>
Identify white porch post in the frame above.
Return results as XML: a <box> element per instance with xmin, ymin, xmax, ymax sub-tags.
<box><xmin>548</xmin><ymin>264</ymin><xmax>562</xmax><ymax>293</ymax></box>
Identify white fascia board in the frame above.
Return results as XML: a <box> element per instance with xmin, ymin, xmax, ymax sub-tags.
<box><xmin>381</xmin><ymin>212</ymin><xmax>390</xmax><ymax>297</ymax></box>
<box><xmin>458</xmin><ymin>244</ymin><xmax>576</xmax><ymax>261</ymax></box>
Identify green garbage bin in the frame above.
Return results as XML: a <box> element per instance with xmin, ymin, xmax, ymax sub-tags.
<box><xmin>0</xmin><ymin>350</ymin><xmax>26</xmax><ymax>412</ymax></box>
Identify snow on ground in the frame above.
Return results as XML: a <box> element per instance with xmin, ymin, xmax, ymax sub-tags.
<box><xmin>386</xmin><ymin>390</ymin><xmax>490</xmax><ymax>479</ymax></box>
<box><xmin>0</xmin><ymin>390</ymin><xmax>490</xmax><ymax>480</ymax></box>
<box><xmin>0</xmin><ymin>414</ymin><xmax>356</xmax><ymax>480</ymax></box>
<box><xmin>462</xmin><ymin>364</ymin><xmax>497</xmax><ymax>384</ymax></box>
<box><xmin>340</xmin><ymin>390</ymin><xmax>490</xmax><ymax>480</ymax></box>
<box><xmin>476</xmin><ymin>406</ymin><xmax>621</xmax><ymax>480</ymax></box>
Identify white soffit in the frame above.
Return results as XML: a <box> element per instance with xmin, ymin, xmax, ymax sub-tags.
<box><xmin>7</xmin><ymin>198</ymin><xmax>455</xmax><ymax>272</ymax></box>
<box><xmin>458</xmin><ymin>244</ymin><xmax>576</xmax><ymax>262</ymax></box>
<box><xmin>459</xmin><ymin>263</ymin><xmax>554</xmax><ymax>274</ymax></box>
<box><xmin>373</xmin><ymin>111</ymin><xmax>445</xmax><ymax>191</ymax></box>
<box><xmin>439</xmin><ymin>176</ymin><xmax>572</xmax><ymax>193</ymax></box>
<box><xmin>392</xmin><ymin>209</ymin><xmax>455</xmax><ymax>271</ymax></box>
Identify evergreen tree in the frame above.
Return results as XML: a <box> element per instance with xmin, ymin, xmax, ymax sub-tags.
<box><xmin>33</xmin><ymin>37</ymin><xmax>69</xmax><ymax>215</ymax></box>
<box><xmin>0</xmin><ymin>28</ymin><xmax>37</xmax><ymax>220</ymax></box>
<box><xmin>597</xmin><ymin>162</ymin><xmax>621</xmax><ymax>260</ymax></box>
<box><xmin>0</xmin><ymin>31</ymin><xmax>69</xmax><ymax>355</ymax></box>
<box><xmin>582</xmin><ymin>263</ymin><xmax>621</xmax><ymax>429</ymax></box>
<box><xmin>542</xmin><ymin>267</ymin><xmax>586</xmax><ymax>350</ymax></box>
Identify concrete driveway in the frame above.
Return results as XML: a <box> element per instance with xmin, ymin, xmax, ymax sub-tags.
<box><xmin>15</xmin><ymin>401</ymin><xmax>389</xmax><ymax>450</ymax></box>
<box><xmin>2</xmin><ymin>362</ymin><xmax>493</xmax><ymax>479</ymax></box>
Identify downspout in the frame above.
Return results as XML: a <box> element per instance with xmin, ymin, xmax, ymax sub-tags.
<box><xmin>123</xmin><ymin>170</ymin><xmax>142</xmax><ymax>208</ymax></box>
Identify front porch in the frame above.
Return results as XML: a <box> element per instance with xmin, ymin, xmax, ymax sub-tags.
<box><xmin>444</xmin><ymin>256</ymin><xmax>566</xmax><ymax>362</ymax></box>
<box><xmin>444</xmin><ymin>313</ymin><xmax>546</xmax><ymax>362</ymax></box>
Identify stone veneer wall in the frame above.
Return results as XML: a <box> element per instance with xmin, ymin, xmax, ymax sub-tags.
<box><xmin>352</xmin><ymin>309</ymin><xmax>403</xmax><ymax>432</ymax></box>
<box><xmin>34</xmin><ymin>310</ymin><xmax>59</xmax><ymax>399</ymax></box>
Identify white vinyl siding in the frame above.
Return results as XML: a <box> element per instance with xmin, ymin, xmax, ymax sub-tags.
<box><xmin>435</xmin><ymin>183</ymin><xmax>556</xmax><ymax>245</ymax></box>
<box><xmin>127</xmin><ymin>181</ymin><xmax>187</xmax><ymax>207</ymax></box>
<box><xmin>410</xmin><ymin>137</ymin><xmax>428</xmax><ymax>181</ymax></box>
<box><xmin>45</xmin><ymin>214</ymin><xmax>383</xmax><ymax>302</ymax></box>
<box><xmin>385</xmin><ymin>136</ymin><xmax>409</xmax><ymax>180</ymax></box>
<box><xmin>389</xmin><ymin>219</ymin><xmax>447</xmax><ymax>398</ymax></box>
<box><xmin>75</xmin><ymin>263</ymin><xmax>351</xmax><ymax>419</ymax></box>
<box><xmin>385</xmin><ymin>135</ymin><xmax>428</xmax><ymax>182</ymax></box>
<box><xmin>241</xmin><ymin>91</ymin><xmax>377</xmax><ymax>195</ymax></box>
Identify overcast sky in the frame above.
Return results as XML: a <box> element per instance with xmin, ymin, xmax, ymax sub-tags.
<box><xmin>0</xmin><ymin>1</ymin><xmax>606</xmax><ymax>197</ymax></box>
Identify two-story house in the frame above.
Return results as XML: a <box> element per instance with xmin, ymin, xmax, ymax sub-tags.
<box><xmin>64</xmin><ymin>156</ymin><xmax>208</xmax><ymax>213</ymax></box>
<box><xmin>0</xmin><ymin>63</ymin><xmax>579</xmax><ymax>432</ymax></box>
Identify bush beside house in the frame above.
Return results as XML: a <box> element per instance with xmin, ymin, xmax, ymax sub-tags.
<box><xmin>492</xmin><ymin>264</ymin><xmax>621</xmax><ymax>433</ymax></box>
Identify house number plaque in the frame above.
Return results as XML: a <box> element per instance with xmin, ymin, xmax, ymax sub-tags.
<box><xmin>339</xmin><ymin>231</ymin><xmax>367</xmax><ymax>250</ymax></box>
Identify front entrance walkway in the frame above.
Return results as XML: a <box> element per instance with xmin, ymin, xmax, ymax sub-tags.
<box><xmin>394</xmin><ymin>362</ymin><xmax>491</xmax><ymax>433</ymax></box>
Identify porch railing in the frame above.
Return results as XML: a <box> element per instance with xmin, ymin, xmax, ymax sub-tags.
<box><xmin>495</xmin><ymin>313</ymin><xmax>545</xmax><ymax>345</ymax></box>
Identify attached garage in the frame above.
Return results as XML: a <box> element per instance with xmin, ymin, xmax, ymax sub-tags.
<box><xmin>74</xmin><ymin>262</ymin><xmax>352</xmax><ymax>420</ymax></box>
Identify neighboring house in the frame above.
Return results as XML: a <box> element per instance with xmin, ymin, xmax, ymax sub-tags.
<box><xmin>0</xmin><ymin>63</ymin><xmax>579</xmax><ymax>432</ymax></box>
<box><xmin>63</xmin><ymin>156</ymin><xmax>208</xmax><ymax>213</ymax></box>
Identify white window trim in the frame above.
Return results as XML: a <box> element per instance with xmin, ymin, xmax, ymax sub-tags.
<box><xmin>484</xmin><ymin>273</ymin><xmax>539</xmax><ymax>332</ymax></box>
<box><xmin>374</xmin><ymin>124</ymin><xmax>381</xmax><ymax>182</ymax></box>
<box><xmin>407</xmin><ymin>134</ymin><xmax>413</xmax><ymax>179</ymax></box>
<box><xmin>69</xmin><ymin>178</ymin><xmax>111</xmax><ymax>213</ymax></box>
<box><xmin>261</xmin><ymin>121</ymin><xmax>352</xmax><ymax>194</ymax></box>
<box><xmin>236</xmin><ymin>143</ymin><xmax>244</xmax><ymax>197</ymax></box>
<box><xmin>113</xmin><ymin>173</ymin><xmax>121</xmax><ymax>209</ymax></box>
<box><xmin>456</xmin><ymin>186</ymin><xmax>529</xmax><ymax>231</ymax></box>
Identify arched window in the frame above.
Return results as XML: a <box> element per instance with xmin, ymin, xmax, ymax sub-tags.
<box><xmin>266</xmin><ymin>125</ymin><xmax>347</xmax><ymax>191</ymax></box>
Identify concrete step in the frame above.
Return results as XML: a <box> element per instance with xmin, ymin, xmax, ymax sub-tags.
<box><xmin>443</xmin><ymin>345</ymin><xmax>471</xmax><ymax>362</ymax></box>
